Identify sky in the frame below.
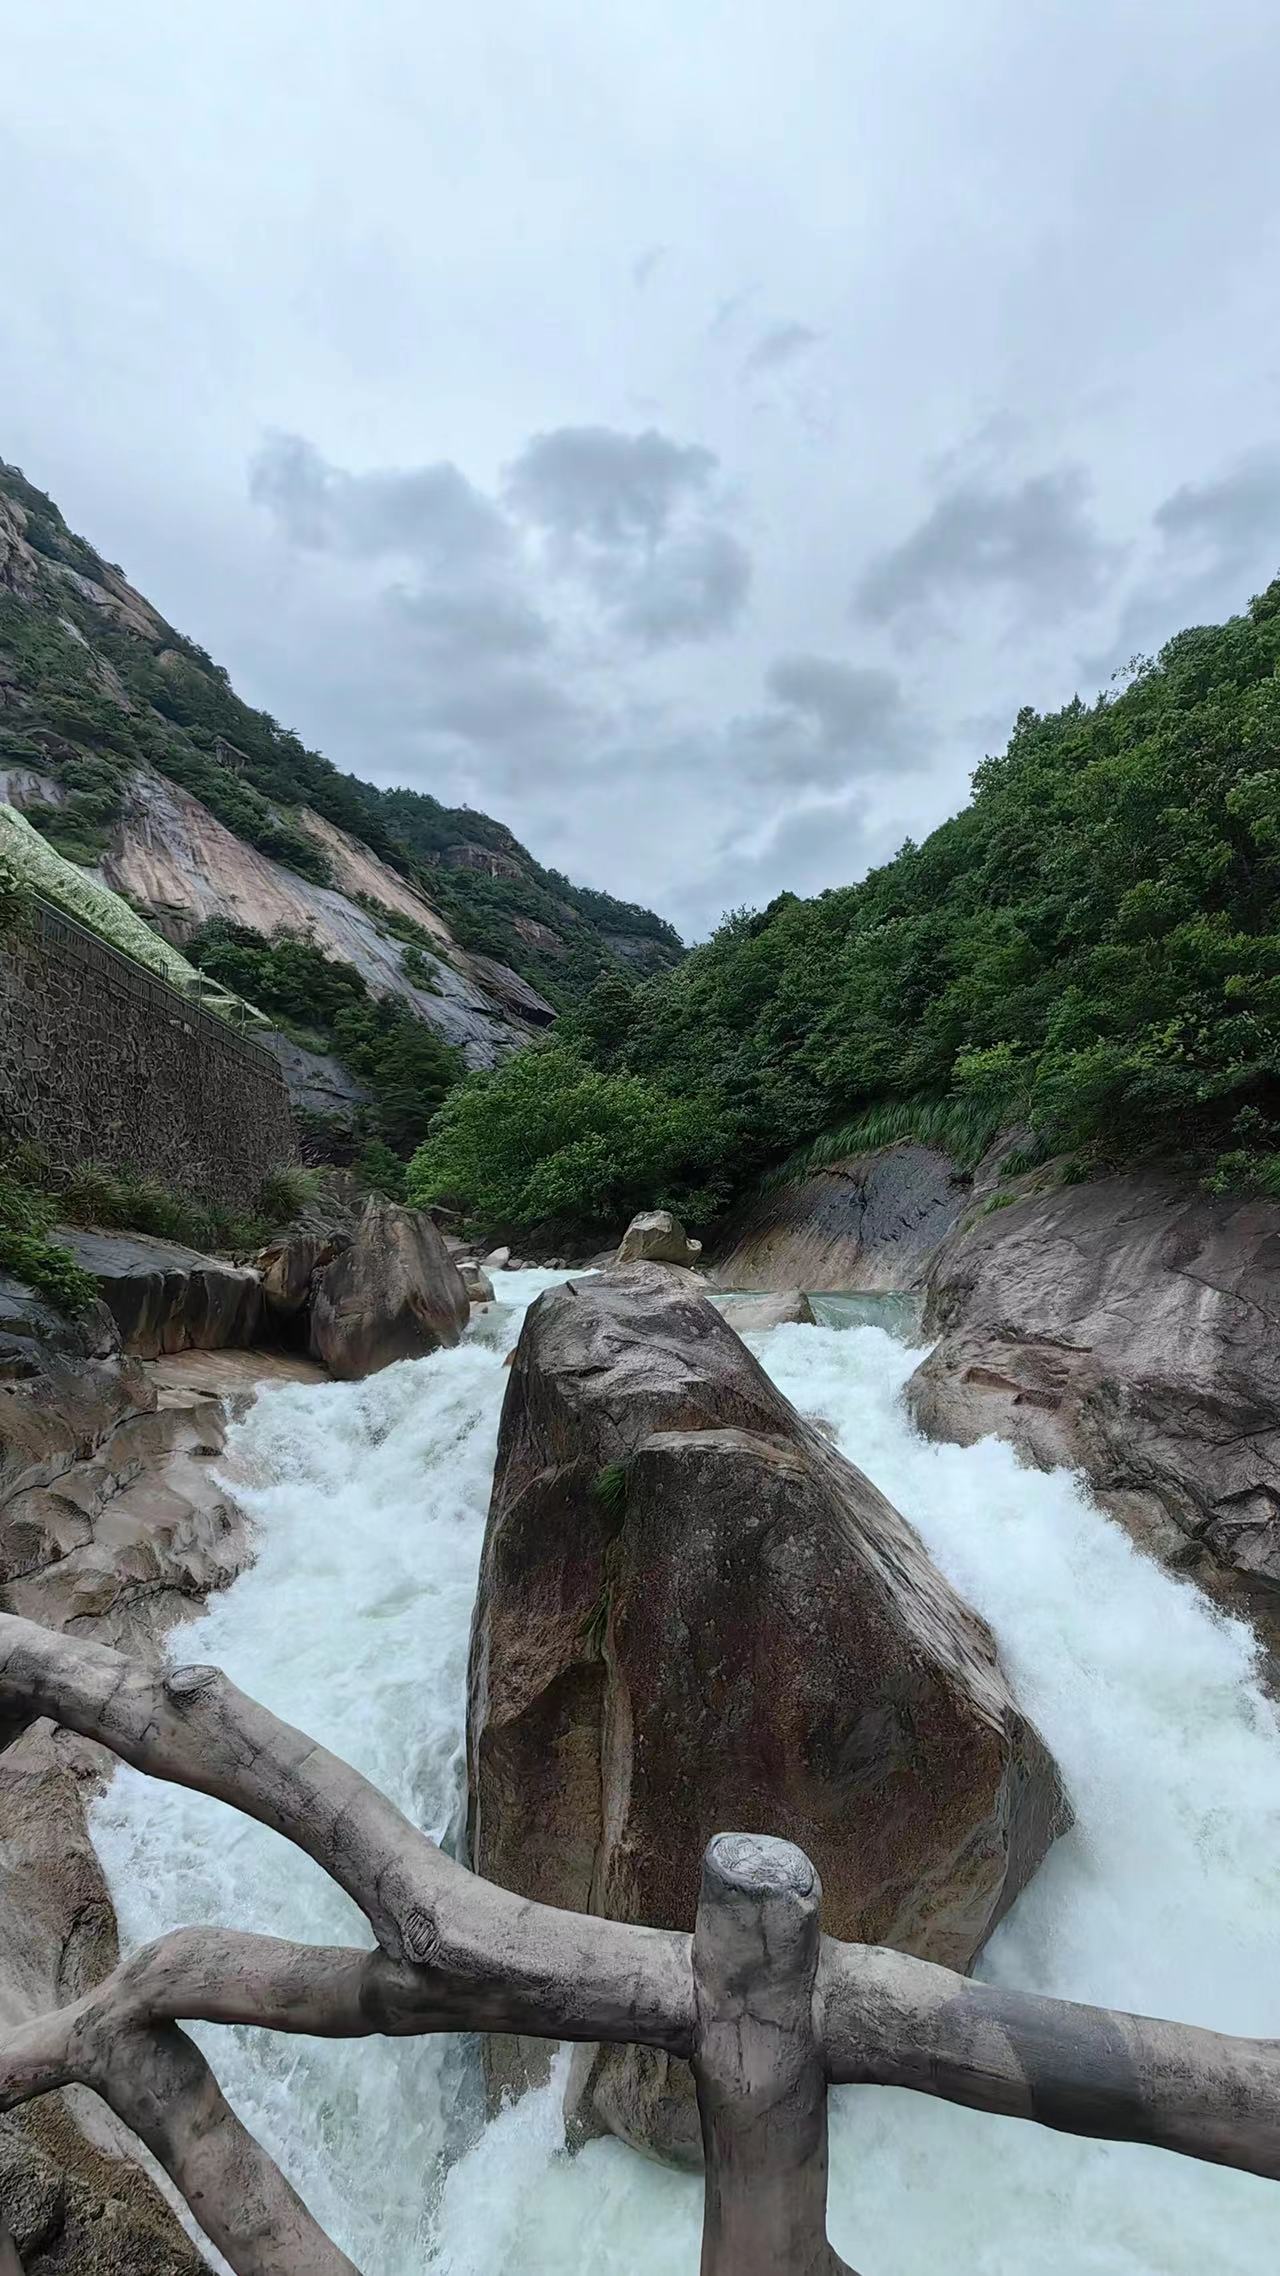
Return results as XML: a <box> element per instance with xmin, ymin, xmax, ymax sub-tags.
<box><xmin>3</xmin><ymin>0</ymin><xmax>1280</xmax><ymax>940</ymax></box>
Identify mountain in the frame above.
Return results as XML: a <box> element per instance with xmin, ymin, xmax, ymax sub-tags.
<box><xmin>0</xmin><ymin>460</ymin><xmax>683</xmax><ymax>1079</ymax></box>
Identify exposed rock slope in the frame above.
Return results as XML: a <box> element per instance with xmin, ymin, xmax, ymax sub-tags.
<box><xmin>711</xmin><ymin>1143</ymin><xmax>969</xmax><ymax>1292</ymax></box>
<box><xmin>0</xmin><ymin>460</ymin><xmax>684</xmax><ymax>1075</ymax></box>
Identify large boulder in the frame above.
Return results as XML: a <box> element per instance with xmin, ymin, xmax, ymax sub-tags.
<box><xmin>308</xmin><ymin>1197</ymin><xmax>469</xmax><ymax>1379</ymax></box>
<box><xmin>908</xmin><ymin>1171</ymin><xmax>1280</xmax><ymax>1637</ymax></box>
<box><xmin>52</xmin><ymin>1229</ymin><xmax>262</xmax><ymax>1361</ymax></box>
<box><xmin>467</xmin><ymin>1265</ymin><xmax>1069</xmax><ymax>2166</ymax></box>
<box><xmin>615</xmin><ymin>1210</ymin><xmax>702</xmax><ymax>1268</ymax></box>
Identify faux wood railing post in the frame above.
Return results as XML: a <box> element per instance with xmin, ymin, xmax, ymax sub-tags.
<box><xmin>692</xmin><ymin>1832</ymin><xmax>856</xmax><ymax>2276</ymax></box>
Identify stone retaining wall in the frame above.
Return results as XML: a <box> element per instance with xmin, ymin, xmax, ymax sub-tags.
<box><xmin>0</xmin><ymin>898</ymin><xmax>293</xmax><ymax>1206</ymax></box>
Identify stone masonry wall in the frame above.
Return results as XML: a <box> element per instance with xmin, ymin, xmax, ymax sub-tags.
<box><xmin>0</xmin><ymin>900</ymin><xmax>294</xmax><ymax>1207</ymax></box>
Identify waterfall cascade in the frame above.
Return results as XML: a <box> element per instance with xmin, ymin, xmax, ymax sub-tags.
<box><xmin>92</xmin><ymin>1272</ymin><xmax>1280</xmax><ymax>2274</ymax></box>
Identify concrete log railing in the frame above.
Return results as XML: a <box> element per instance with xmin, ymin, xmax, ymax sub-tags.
<box><xmin>1</xmin><ymin>1613</ymin><xmax>1277</xmax><ymax>2274</ymax></box>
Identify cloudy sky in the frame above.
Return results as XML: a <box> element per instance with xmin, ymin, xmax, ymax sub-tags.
<box><xmin>4</xmin><ymin>0</ymin><xmax>1280</xmax><ymax>938</ymax></box>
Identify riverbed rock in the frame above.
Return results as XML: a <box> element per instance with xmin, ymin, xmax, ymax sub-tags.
<box><xmin>308</xmin><ymin>1196</ymin><xmax>469</xmax><ymax>1379</ymax></box>
<box><xmin>615</xmin><ymin>1210</ymin><xmax>703</xmax><ymax>1268</ymax></box>
<box><xmin>909</xmin><ymin>1172</ymin><xmax>1280</xmax><ymax>1632</ymax></box>
<box><xmin>482</xmin><ymin>1246</ymin><xmax>511</xmax><ymax>1271</ymax></box>
<box><xmin>708</xmin><ymin>1288</ymin><xmax>815</xmax><ymax>1331</ymax></box>
<box><xmin>52</xmin><ymin>1229</ymin><xmax>263</xmax><ymax>1361</ymax></box>
<box><xmin>0</xmin><ymin>1727</ymin><xmax>208</xmax><ymax>2274</ymax></box>
<box><xmin>468</xmin><ymin>1264</ymin><xmax>1069</xmax><ymax>2165</ymax></box>
<box><xmin>0</xmin><ymin>1305</ymin><xmax>264</xmax><ymax>2268</ymax></box>
<box><xmin>459</xmin><ymin>1260</ymin><xmax>496</xmax><ymax>1305</ymax></box>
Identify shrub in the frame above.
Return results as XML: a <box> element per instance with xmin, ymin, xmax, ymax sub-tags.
<box><xmin>0</xmin><ymin>1171</ymin><xmax>98</xmax><ymax>1314</ymax></box>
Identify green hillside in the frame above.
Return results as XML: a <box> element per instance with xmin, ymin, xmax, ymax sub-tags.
<box><xmin>412</xmin><ymin>577</ymin><xmax>1280</xmax><ymax>1233</ymax></box>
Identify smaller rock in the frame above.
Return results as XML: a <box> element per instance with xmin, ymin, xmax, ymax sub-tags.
<box><xmin>483</xmin><ymin>1246</ymin><xmax>512</xmax><ymax>1271</ymax></box>
<box><xmin>709</xmin><ymin>1289</ymin><xmax>815</xmax><ymax>1331</ymax></box>
<box><xmin>309</xmin><ymin>1198</ymin><xmax>470</xmax><ymax>1379</ymax></box>
<box><xmin>615</xmin><ymin>1210</ymin><xmax>703</xmax><ymax>1268</ymax></box>
<box><xmin>460</xmin><ymin>1261</ymin><xmax>496</xmax><ymax>1305</ymax></box>
<box><xmin>255</xmin><ymin>1232</ymin><xmax>343</xmax><ymax>1331</ymax></box>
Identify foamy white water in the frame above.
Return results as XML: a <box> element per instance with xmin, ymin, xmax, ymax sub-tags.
<box><xmin>92</xmin><ymin>1275</ymin><xmax>1280</xmax><ymax>2273</ymax></box>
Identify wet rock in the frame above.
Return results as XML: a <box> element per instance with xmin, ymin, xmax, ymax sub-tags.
<box><xmin>909</xmin><ymin>1172</ymin><xmax>1280</xmax><ymax>1633</ymax></box>
<box><xmin>460</xmin><ymin>1261</ymin><xmax>496</xmax><ymax>1305</ymax></box>
<box><xmin>468</xmin><ymin>1265</ymin><xmax>1069</xmax><ymax>2166</ymax></box>
<box><xmin>53</xmin><ymin>1229</ymin><xmax>263</xmax><ymax>1360</ymax></box>
<box><xmin>482</xmin><ymin>1246</ymin><xmax>511</xmax><ymax>1271</ymax></box>
<box><xmin>615</xmin><ymin>1210</ymin><xmax>703</xmax><ymax>1268</ymax></box>
<box><xmin>708</xmin><ymin>1288</ymin><xmax>815</xmax><ymax>1331</ymax></box>
<box><xmin>255</xmin><ymin>1231</ymin><xmax>343</xmax><ymax>1331</ymax></box>
<box><xmin>309</xmin><ymin>1196</ymin><xmax>469</xmax><ymax>1379</ymax></box>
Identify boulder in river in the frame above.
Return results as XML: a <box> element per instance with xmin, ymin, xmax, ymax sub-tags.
<box><xmin>615</xmin><ymin>1210</ymin><xmax>703</xmax><ymax>1268</ymax></box>
<box><xmin>309</xmin><ymin>1196</ymin><xmax>470</xmax><ymax>1379</ymax></box>
<box><xmin>467</xmin><ymin>1264</ymin><xmax>1070</xmax><ymax>2165</ymax></box>
<box><xmin>459</xmin><ymin>1260</ymin><xmax>496</xmax><ymax>1305</ymax></box>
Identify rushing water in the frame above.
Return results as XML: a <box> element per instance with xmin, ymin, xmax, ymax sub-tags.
<box><xmin>92</xmin><ymin>1272</ymin><xmax>1280</xmax><ymax>2274</ymax></box>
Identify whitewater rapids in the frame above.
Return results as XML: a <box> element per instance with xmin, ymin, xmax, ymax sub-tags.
<box><xmin>92</xmin><ymin>1270</ymin><xmax>1280</xmax><ymax>2273</ymax></box>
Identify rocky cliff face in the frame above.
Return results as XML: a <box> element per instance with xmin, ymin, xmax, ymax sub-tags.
<box><xmin>907</xmin><ymin>1171</ymin><xmax>1280</xmax><ymax>1660</ymax></box>
<box><xmin>0</xmin><ymin>460</ymin><xmax>684</xmax><ymax>1078</ymax></box>
<box><xmin>95</xmin><ymin>768</ymin><xmax>547</xmax><ymax>1069</ymax></box>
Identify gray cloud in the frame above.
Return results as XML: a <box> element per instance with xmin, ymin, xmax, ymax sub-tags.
<box><xmin>857</xmin><ymin>466</ymin><xmax>1122</xmax><ymax>630</ymax></box>
<box><xmin>1153</xmin><ymin>449</ymin><xmax>1280</xmax><ymax>577</ymax></box>
<box><xmin>742</xmin><ymin>321</ymin><xmax>821</xmax><ymax>378</ymax></box>
<box><xmin>611</xmin><ymin>526</ymin><xmax>751</xmax><ymax>646</ymax></box>
<box><xmin>501</xmin><ymin>422</ymin><xmax>749</xmax><ymax>647</ymax></box>
<box><xmin>504</xmin><ymin>424</ymin><xmax>717</xmax><ymax>547</ymax></box>
<box><xmin>420</xmin><ymin>669</ymin><xmax>583</xmax><ymax>746</ymax></box>
<box><xmin>388</xmin><ymin>582</ymin><xmax>551</xmax><ymax>663</ymax></box>
<box><xmin>734</xmin><ymin>654</ymin><xmax>929</xmax><ymax>785</ymax></box>
<box><xmin>249</xmin><ymin>431</ymin><xmax>508</xmax><ymax>571</ymax></box>
<box><xmin>1082</xmin><ymin>449</ymin><xmax>1280</xmax><ymax>685</ymax></box>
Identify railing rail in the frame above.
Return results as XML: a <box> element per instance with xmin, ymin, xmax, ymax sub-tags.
<box><xmin>0</xmin><ymin>1608</ymin><xmax>1275</xmax><ymax>2275</ymax></box>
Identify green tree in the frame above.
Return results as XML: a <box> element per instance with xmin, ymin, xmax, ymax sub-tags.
<box><xmin>406</xmin><ymin>1044</ymin><xmax>727</xmax><ymax>1235</ymax></box>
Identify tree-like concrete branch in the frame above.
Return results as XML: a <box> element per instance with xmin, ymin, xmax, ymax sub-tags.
<box><xmin>819</xmin><ymin>1941</ymin><xmax>1280</xmax><ymax>2181</ymax></box>
<box><xmin>0</xmin><ymin>1614</ymin><xmax>694</xmax><ymax>2052</ymax></box>
<box><xmin>2</xmin><ymin>1609</ymin><xmax>1278</xmax><ymax>2276</ymax></box>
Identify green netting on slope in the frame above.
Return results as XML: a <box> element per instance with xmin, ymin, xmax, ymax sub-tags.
<box><xmin>0</xmin><ymin>804</ymin><xmax>268</xmax><ymax>1027</ymax></box>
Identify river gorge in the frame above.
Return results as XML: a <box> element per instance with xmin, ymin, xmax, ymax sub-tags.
<box><xmin>89</xmin><ymin>1270</ymin><xmax>1280</xmax><ymax>2276</ymax></box>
